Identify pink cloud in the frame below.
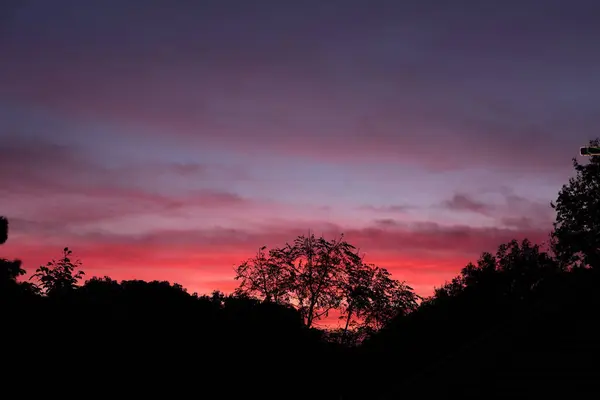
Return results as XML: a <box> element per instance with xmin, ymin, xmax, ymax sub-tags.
<box><xmin>6</xmin><ymin>188</ymin><xmax>251</xmax><ymax>230</ymax></box>
<box><xmin>0</xmin><ymin>138</ymin><xmax>263</xmax><ymax>233</ymax></box>
<box><xmin>438</xmin><ymin>191</ymin><xmax>555</xmax><ymax>230</ymax></box>
<box><xmin>341</xmin><ymin>223</ymin><xmax>551</xmax><ymax>257</ymax></box>
<box><xmin>358</xmin><ymin>204</ymin><xmax>414</xmax><ymax>213</ymax></box>
<box><xmin>2</xmin><ymin>218</ymin><xmax>552</xmax><ymax>299</ymax></box>
<box><xmin>442</xmin><ymin>193</ymin><xmax>493</xmax><ymax>215</ymax></box>
<box><xmin>0</xmin><ymin>138</ymin><xmax>247</xmax><ymax>194</ymax></box>
<box><xmin>1</xmin><ymin>69</ymin><xmax>584</xmax><ymax>174</ymax></box>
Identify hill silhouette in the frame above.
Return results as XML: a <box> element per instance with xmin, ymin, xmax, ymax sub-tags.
<box><xmin>3</xmin><ymin>140</ymin><xmax>600</xmax><ymax>399</ymax></box>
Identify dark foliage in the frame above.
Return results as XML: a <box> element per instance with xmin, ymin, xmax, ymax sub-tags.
<box><xmin>552</xmin><ymin>138</ymin><xmax>600</xmax><ymax>268</ymax></box>
<box><xmin>0</xmin><ymin>215</ymin><xmax>7</xmax><ymax>244</ymax></box>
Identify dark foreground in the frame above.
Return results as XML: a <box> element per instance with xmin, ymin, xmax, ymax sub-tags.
<box><xmin>4</xmin><ymin>267</ymin><xmax>599</xmax><ymax>400</ymax></box>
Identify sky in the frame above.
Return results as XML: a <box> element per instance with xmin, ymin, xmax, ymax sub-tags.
<box><xmin>1</xmin><ymin>0</ymin><xmax>599</xmax><ymax>313</ymax></box>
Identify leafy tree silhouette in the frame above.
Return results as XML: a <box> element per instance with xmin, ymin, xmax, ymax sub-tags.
<box><xmin>0</xmin><ymin>216</ymin><xmax>34</xmax><ymax>298</ymax></box>
<box><xmin>30</xmin><ymin>247</ymin><xmax>85</xmax><ymax>297</ymax></box>
<box><xmin>363</xmin><ymin>241</ymin><xmax>592</xmax><ymax>398</ymax></box>
<box><xmin>234</xmin><ymin>245</ymin><xmax>293</xmax><ymax>304</ymax></box>
<box><xmin>0</xmin><ymin>257</ymin><xmax>25</xmax><ymax>290</ymax></box>
<box><xmin>0</xmin><ymin>216</ymin><xmax>24</xmax><ymax>283</ymax></box>
<box><xmin>339</xmin><ymin>258</ymin><xmax>375</xmax><ymax>337</ymax></box>
<box><xmin>291</xmin><ymin>234</ymin><xmax>359</xmax><ymax>327</ymax></box>
<box><xmin>339</xmin><ymin>261</ymin><xmax>419</xmax><ymax>341</ymax></box>
<box><xmin>235</xmin><ymin>233</ymin><xmax>418</xmax><ymax>334</ymax></box>
<box><xmin>366</xmin><ymin>267</ymin><xmax>419</xmax><ymax>330</ymax></box>
<box><xmin>552</xmin><ymin>137</ymin><xmax>600</xmax><ymax>269</ymax></box>
<box><xmin>235</xmin><ymin>233</ymin><xmax>355</xmax><ymax>326</ymax></box>
<box><xmin>0</xmin><ymin>216</ymin><xmax>7</xmax><ymax>244</ymax></box>
<box><xmin>432</xmin><ymin>239</ymin><xmax>562</xmax><ymax>304</ymax></box>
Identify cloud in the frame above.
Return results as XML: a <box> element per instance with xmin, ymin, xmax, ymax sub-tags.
<box><xmin>373</xmin><ymin>218</ymin><xmax>399</xmax><ymax>227</ymax></box>
<box><xmin>500</xmin><ymin>217</ymin><xmax>538</xmax><ymax>230</ymax></box>
<box><xmin>0</xmin><ymin>137</ymin><xmax>259</xmax><ymax>235</ymax></box>
<box><xmin>5</xmin><ymin>188</ymin><xmax>250</xmax><ymax>231</ymax></box>
<box><xmin>442</xmin><ymin>194</ymin><xmax>492</xmax><ymax>215</ymax></box>
<box><xmin>439</xmin><ymin>191</ymin><xmax>555</xmax><ymax>230</ymax></box>
<box><xmin>0</xmin><ymin>138</ymin><xmax>102</xmax><ymax>194</ymax></box>
<box><xmin>344</xmin><ymin>223</ymin><xmax>551</xmax><ymax>256</ymax></box>
<box><xmin>0</xmin><ymin>136</ymin><xmax>248</xmax><ymax>193</ymax></box>
<box><xmin>359</xmin><ymin>205</ymin><xmax>414</xmax><ymax>213</ymax></box>
<box><xmin>8</xmin><ymin>218</ymin><xmax>552</xmax><ymax>268</ymax></box>
<box><xmin>2</xmin><ymin>213</ymin><xmax>553</xmax><ymax>300</ymax></box>
<box><xmin>1</xmin><ymin>0</ymin><xmax>598</xmax><ymax>174</ymax></box>
<box><xmin>9</xmin><ymin>198</ymin><xmax>555</xmax><ymax>260</ymax></box>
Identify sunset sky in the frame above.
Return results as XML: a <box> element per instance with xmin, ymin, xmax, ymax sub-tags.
<box><xmin>1</xmin><ymin>0</ymin><xmax>599</xmax><ymax>311</ymax></box>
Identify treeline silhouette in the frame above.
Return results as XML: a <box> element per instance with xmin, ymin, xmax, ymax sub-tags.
<box><xmin>3</xmin><ymin>140</ymin><xmax>600</xmax><ymax>399</ymax></box>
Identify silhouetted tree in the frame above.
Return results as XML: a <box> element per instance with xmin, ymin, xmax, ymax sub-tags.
<box><xmin>0</xmin><ymin>216</ymin><xmax>8</xmax><ymax>245</ymax></box>
<box><xmin>209</xmin><ymin>289</ymin><xmax>226</xmax><ymax>306</ymax></box>
<box><xmin>282</xmin><ymin>233</ymin><xmax>357</xmax><ymax>327</ymax></box>
<box><xmin>360</xmin><ymin>236</ymin><xmax>577</xmax><ymax>400</ymax></box>
<box><xmin>236</xmin><ymin>233</ymin><xmax>418</xmax><ymax>332</ymax></box>
<box><xmin>339</xmin><ymin>262</ymin><xmax>419</xmax><ymax>339</ymax></box>
<box><xmin>235</xmin><ymin>234</ymin><xmax>356</xmax><ymax>326</ymax></box>
<box><xmin>432</xmin><ymin>275</ymin><xmax>465</xmax><ymax>299</ymax></box>
<box><xmin>431</xmin><ymin>239</ymin><xmax>561</xmax><ymax>308</ymax></box>
<box><xmin>0</xmin><ymin>216</ymin><xmax>33</xmax><ymax>297</ymax></box>
<box><xmin>234</xmin><ymin>245</ymin><xmax>293</xmax><ymax>304</ymax></box>
<box><xmin>551</xmin><ymin>138</ymin><xmax>600</xmax><ymax>269</ymax></box>
<box><xmin>30</xmin><ymin>247</ymin><xmax>85</xmax><ymax>297</ymax></box>
<box><xmin>496</xmin><ymin>238</ymin><xmax>563</xmax><ymax>297</ymax></box>
<box><xmin>78</xmin><ymin>276</ymin><xmax>122</xmax><ymax>302</ymax></box>
<box><xmin>235</xmin><ymin>234</ymin><xmax>361</xmax><ymax>327</ymax></box>
<box><xmin>0</xmin><ymin>258</ymin><xmax>25</xmax><ymax>286</ymax></box>
<box><xmin>365</xmin><ymin>268</ymin><xmax>420</xmax><ymax>330</ymax></box>
<box><xmin>339</xmin><ymin>259</ymin><xmax>375</xmax><ymax>336</ymax></box>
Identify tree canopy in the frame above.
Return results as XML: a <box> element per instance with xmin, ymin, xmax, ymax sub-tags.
<box><xmin>234</xmin><ymin>233</ymin><xmax>419</xmax><ymax>336</ymax></box>
<box><xmin>552</xmin><ymin>138</ymin><xmax>600</xmax><ymax>269</ymax></box>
